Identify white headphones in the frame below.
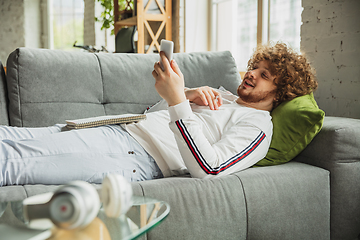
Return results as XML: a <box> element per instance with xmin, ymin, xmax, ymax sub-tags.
<box><xmin>22</xmin><ymin>174</ymin><xmax>133</xmax><ymax>230</ymax></box>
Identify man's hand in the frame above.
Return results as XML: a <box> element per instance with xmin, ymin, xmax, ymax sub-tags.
<box><xmin>185</xmin><ymin>86</ymin><xmax>223</xmax><ymax>110</ymax></box>
<box><xmin>152</xmin><ymin>52</ymin><xmax>186</xmax><ymax>106</ymax></box>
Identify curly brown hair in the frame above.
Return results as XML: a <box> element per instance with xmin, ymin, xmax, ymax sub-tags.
<box><xmin>247</xmin><ymin>42</ymin><xmax>318</xmax><ymax>108</ymax></box>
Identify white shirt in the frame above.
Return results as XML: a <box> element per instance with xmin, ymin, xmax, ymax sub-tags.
<box><xmin>124</xmin><ymin>88</ymin><xmax>273</xmax><ymax>179</ymax></box>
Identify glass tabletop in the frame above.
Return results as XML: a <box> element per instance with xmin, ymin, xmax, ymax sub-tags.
<box><xmin>0</xmin><ymin>196</ymin><xmax>170</xmax><ymax>240</ymax></box>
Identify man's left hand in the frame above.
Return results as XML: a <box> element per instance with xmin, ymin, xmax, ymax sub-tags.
<box><xmin>185</xmin><ymin>86</ymin><xmax>223</xmax><ymax>110</ymax></box>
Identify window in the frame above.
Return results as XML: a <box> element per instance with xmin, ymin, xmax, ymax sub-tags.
<box><xmin>49</xmin><ymin>0</ymin><xmax>85</xmax><ymax>50</ymax></box>
<box><xmin>211</xmin><ymin>0</ymin><xmax>302</xmax><ymax>72</ymax></box>
<box><xmin>269</xmin><ymin>0</ymin><xmax>302</xmax><ymax>51</ymax></box>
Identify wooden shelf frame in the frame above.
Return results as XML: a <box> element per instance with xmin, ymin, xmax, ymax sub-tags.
<box><xmin>114</xmin><ymin>0</ymin><xmax>172</xmax><ymax>54</ymax></box>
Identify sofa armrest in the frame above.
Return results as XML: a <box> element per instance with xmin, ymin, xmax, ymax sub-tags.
<box><xmin>294</xmin><ymin>116</ymin><xmax>360</xmax><ymax>168</ymax></box>
<box><xmin>294</xmin><ymin>116</ymin><xmax>360</xmax><ymax>240</ymax></box>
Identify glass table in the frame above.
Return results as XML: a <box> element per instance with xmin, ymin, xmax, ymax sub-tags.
<box><xmin>0</xmin><ymin>196</ymin><xmax>170</xmax><ymax>240</ymax></box>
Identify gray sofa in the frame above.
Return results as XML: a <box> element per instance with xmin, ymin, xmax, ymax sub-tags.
<box><xmin>0</xmin><ymin>48</ymin><xmax>359</xmax><ymax>240</ymax></box>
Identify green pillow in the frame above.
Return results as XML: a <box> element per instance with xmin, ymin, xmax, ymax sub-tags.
<box><xmin>255</xmin><ymin>93</ymin><xmax>325</xmax><ymax>166</ymax></box>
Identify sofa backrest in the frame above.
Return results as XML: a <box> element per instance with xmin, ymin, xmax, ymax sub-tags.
<box><xmin>0</xmin><ymin>61</ymin><xmax>9</xmax><ymax>126</ymax></box>
<box><xmin>5</xmin><ymin>48</ymin><xmax>241</xmax><ymax>127</ymax></box>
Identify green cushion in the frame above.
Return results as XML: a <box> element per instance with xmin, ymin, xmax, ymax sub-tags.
<box><xmin>255</xmin><ymin>93</ymin><xmax>325</xmax><ymax>166</ymax></box>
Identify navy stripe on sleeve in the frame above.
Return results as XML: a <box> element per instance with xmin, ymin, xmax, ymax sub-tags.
<box><xmin>175</xmin><ymin>119</ymin><xmax>266</xmax><ymax>175</ymax></box>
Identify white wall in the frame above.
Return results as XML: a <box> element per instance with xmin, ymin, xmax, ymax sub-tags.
<box><xmin>301</xmin><ymin>0</ymin><xmax>360</xmax><ymax>118</ymax></box>
<box><xmin>94</xmin><ymin>1</ymin><xmax>115</xmax><ymax>51</ymax></box>
<box><xmin>24</xmin><ymin>0</ymin><xmax>42</xmax><ymax>48</ymax></box>
<box><xmin>0</xmin><ymin>0</ymin><xmax>26</xmax><ymax>64</ymax></box>
<box><xmin>184</xmin><ymin>0</ymin><xmax>209</xmax><ymax>52</ymax></box>
<box><xmin>84</xmin><ymin>0</ymin><xmax>115</xmax><ymax>51</ymax></box>
<box><xmin>0</xmin><ymin>0</ymin><xmax>43</xmax><ymax>64</ymax></box>
<box><xmin>215</xmin><ymin>0</ymin><xmax>235</xmax><ymax>53</ymax></box>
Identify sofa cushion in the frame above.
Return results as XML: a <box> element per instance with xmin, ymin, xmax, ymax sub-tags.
<box><xmin>5</xmin><ymin>48</ymin><xmax>241</xmax><ymax>127</ymax></box>
<box><xmin>256</xmin><ymin>93</ymin><xmax>324</xmax><ymax>166</ymax></box>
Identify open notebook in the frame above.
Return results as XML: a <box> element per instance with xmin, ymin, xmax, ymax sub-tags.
<box><xmin>66</xmin><ymin>114</ymin><xmax>146</xmax><ymax>129</ymax></box>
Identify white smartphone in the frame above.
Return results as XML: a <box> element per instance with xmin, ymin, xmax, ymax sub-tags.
<box><xmin>159</xmin><ymin>39</ymin><xmax>174</xmax><ymax>70</ymax></box>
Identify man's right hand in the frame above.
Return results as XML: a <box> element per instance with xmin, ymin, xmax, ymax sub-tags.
<box><xmin>185</xmin><ymin>86</ymin><xmax>223</xmax><ymax>110</ymax></box>
<box><xmin>152</xmin><ymin>52</ymin><xmax>186</xmax><ymax>107</ymax></box>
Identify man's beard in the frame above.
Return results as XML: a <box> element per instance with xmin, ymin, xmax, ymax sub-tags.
<box><xmin>237</xmin><ymin>88</ymin><xmax>276</xmax><ymax>103</ymax></box>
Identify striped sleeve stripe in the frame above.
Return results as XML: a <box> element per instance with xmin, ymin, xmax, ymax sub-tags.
<box><xmin>175</xmin><ymin>119</ymin><xmax>266</xmax><ymax>175</ymax></box>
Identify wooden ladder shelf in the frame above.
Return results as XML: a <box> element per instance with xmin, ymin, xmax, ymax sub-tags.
<box><xmin>114</xmin><ymin>0</ymin><xmax>172</xmax><ymax>54</ymax></box>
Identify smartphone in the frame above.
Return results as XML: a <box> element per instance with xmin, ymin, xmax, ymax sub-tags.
<box><xmin>159</xmin><ymin>40</ymin><xmax>174</xmax><ymax>70</ymax></box>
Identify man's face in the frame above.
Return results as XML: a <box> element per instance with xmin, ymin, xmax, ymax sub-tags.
<box><xmin>237</xmin><ymin>60</ymin><xmax>277</xmax><ymax>104</ymax></box>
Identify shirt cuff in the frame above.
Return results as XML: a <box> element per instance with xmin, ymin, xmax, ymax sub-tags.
<box><xmin>168</xmin><ymin>100</ymin><xmax>193</xmax><ymax>122</ymax></box>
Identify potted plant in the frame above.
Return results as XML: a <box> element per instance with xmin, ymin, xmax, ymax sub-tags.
<box><xmin>95</xmin><ymin>0</ymin><xmax>134</xmax><ymax>34</ymax></box>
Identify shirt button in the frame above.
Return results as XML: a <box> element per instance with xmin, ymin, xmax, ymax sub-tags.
<box><xmin>133</xmin><ymin>169</ymin><xmax>136</xmax><ymax>173</ymax></box>
<box><xmin>128</xmin><ymin>151</ymin><xmax>135</xmax><ymax>154</ymax></box>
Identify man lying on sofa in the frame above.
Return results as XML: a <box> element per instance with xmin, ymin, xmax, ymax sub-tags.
<box><xmin>0</xmin><ymin>43</ymin><xmax>318</xmax><ymax>186</ymax></box>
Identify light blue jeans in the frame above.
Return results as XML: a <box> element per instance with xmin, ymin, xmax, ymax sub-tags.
<box><xmin>0</xmin><ymin>124</ymin><xmax>162</xmax><ymax>186</ymax></box>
